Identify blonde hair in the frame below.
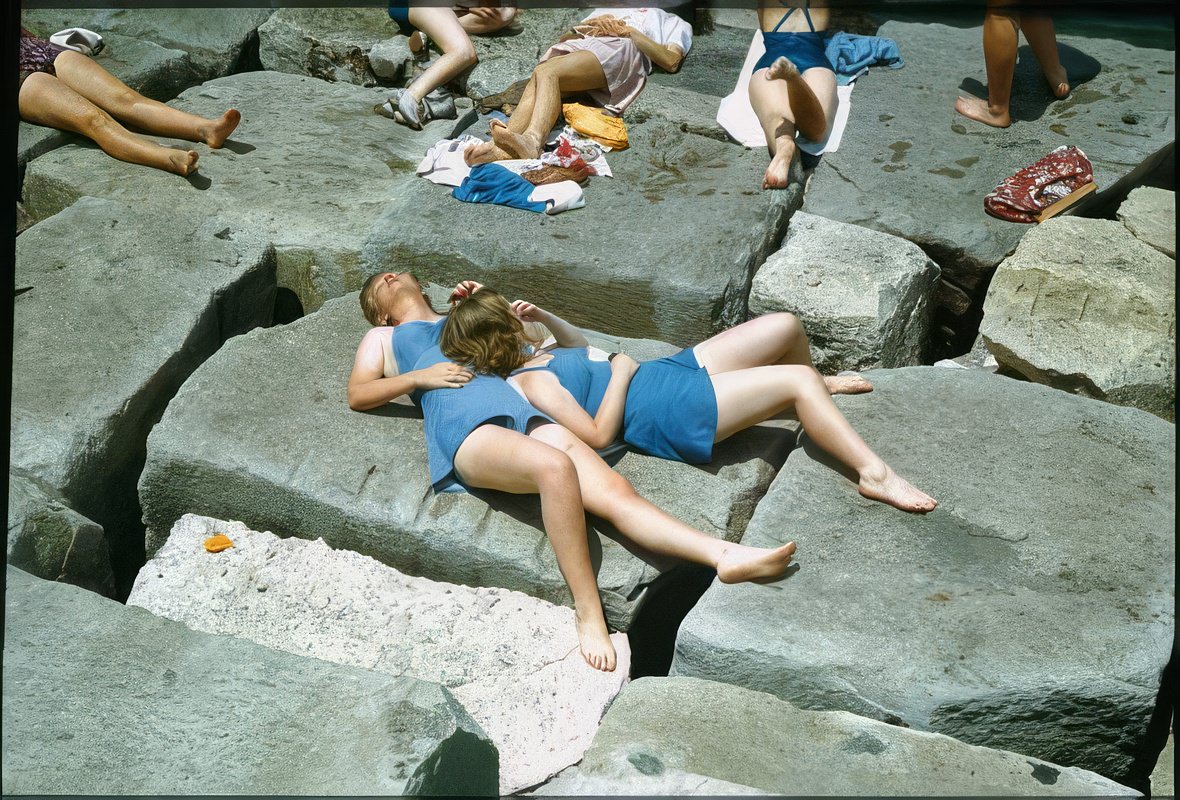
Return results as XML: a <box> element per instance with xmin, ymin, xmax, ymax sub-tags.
<box><xmin>441</xmin><ymin>289</ymin><xmax>538</xmax><ymax>377</ymax></box>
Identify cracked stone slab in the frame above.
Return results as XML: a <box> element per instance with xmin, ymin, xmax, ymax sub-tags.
<box><xmin>536</xmin><ymin>677</ymin><xmax>1139</xmax><ymax>795</ymax></box>
<box><xmin>22</xmin><ymin>69</ymin><xmax>795</xmax><ymax>346</ymax></box>
<box><xmin>1117</xmin><ymin>186</ymin><xmax>1175</xmax><ymax>257</ymax></box>
<box><xmin>11</xmin><ymin>197</ymin><xmax>276</xmax><ymax>591</ymax></box>
<box><xmin>138</xmin><ymin>294</ymin><xmax>793</xmax><ymax>632</ymax></box>
<box><xmin>129</xmin><ymin>514</ymin><xmax>630</xmax><ymax>795</ymax></box>
<box><xmin>980</xmin><ymin>216</ymin><xmax>1175</xmax><ymax>421</ymax></box>
<box><xmin>2</xmin><ymin>566</ymin><xmax>497</xmax><ymax>795</ymax></box>
<box><xmin>750</xmin><ymin>211</ymin><xmax>942</xmax><ymax>371</ymax></box>
<box><xmin>673</xmin><ymin>367</ymin><xmax>1174</xmax><ymax>790</ymax></box>
<box><xmin>801</xmin><ymin>21</ymin><xmax>1175</xmax><ymax>343</ymax></box>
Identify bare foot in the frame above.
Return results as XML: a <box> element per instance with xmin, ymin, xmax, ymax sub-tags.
<box><xmin>716</xmin><ymin>541</ymin><xmax>797</xmax><ymax>584</ymax></box>
<box><xmin>858</xmin><ymin>463</ymin><xmax>938</xmax><ymax>513</ymax></box>
<box><xmin>490</xmin><ymin>120</ymin><xmax>541</xmax><ymax>160</ymax></box>
<box><xmin>825</xmin><ymin>373</ymin><xmax>873</xmax><ymax>395</ymax></box>
<box><xmin>575</xmin><ymin>610</ymin><xmax>616</xmax><ymax>672</ymax></box>
<box><xmin>1045</xmin><ymin>66</ymin><xmax>1070</xmax><ymax>98</ymax></box>
<box><xmin>201</xmin><ymin>109</ymin><xmax>241</xmax><ymax>148</ymax></box>
<box><xmin>168</xmin><ymin>149</ymin><xmax>200</xmax><ymax>177</ymax></box>
<box><xmin>464</xmin><ymin>139</ymin><xmax>512</xmax><ymax>166</ymax></box>
<box><xmin>763</xmin><ymin>150</ymin><xmax>792</xmax><ymax>190</ymax></box>
<box><xmin>954</xmin><ymin>95</ymin><xmax>1011</xmax><ymax>128</ymax></box>
<box><xmin>765</xmin><ymin>55</ymin><xmax>799</xmax><ymax>83</ymax></box>
<box><xmin>408</xmin><ymin>30</ymin><xmax>425</xmax><ymax>55</ymax></box>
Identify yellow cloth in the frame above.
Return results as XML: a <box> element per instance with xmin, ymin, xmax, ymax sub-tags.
<box><xmin>561</xmin><ymin>102</ymin><xmax>629</xmax><ymax>151</ymax></box>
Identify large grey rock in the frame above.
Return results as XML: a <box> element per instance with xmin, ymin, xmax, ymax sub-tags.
<box><xmin>21</xmin><ymin>8</ymin><xmax>272</xmax><ymax>82</ymax></box>
<box><xmin>2</xmin><ymin>566</ymin><xmax>497</xmax><ymax>795</ymax></box>
<box><xmin>749</xmin><ymin>211</ymin><xmax>941</xmax><ymax>371</ymax></box>
<box><xmin>541</xmin><ymin>677</ymin><xmax>1138</xmax><ymax>795</ymax></box>
<box><xmin>534</xmin><ymin>765</ymin><xmax>769</xmax><ymax>796</ymax></box>
<box><xmin>7</xmin><ymin>472</ymin><xmax>113</xmax><ymax>596</ymax></box>
<box><xmin>1117</xmin><ymin>186</ymin><xmax>1175</xmax><ymax>257</ymax></box>
<box><xmin>10</xmin><ymin>197</ymin><xmax>275</xmax><ymax>589</ymax></box>
<box><xmin>258</xmin><ymin>7</ymin><xmax>395</xmax><ymax>87</ymax></box>
<box><xmin>802</xmin><ymin>22</ymin><xmax>1175</xmax><ymax>349</ymax></box>
<box><xmin>980</xmin><ymin>216</ymin><xmax>1175</xmax><ymax>420</ymax></box>
<box><xmin>673</xmin><ymin>367</ymin><xmax>1174</xmax><ymax>789</ymax></box>
<box><xmin>130</xmin><ymin>515</ymin><xmax>631</xmax><ymax>795</ymax></box>
<box><xmin>369</xmin><ymin>36</ymin><xmax>413</xmax><ymax>83</ymax></box>
<box><xmin>138</xmin><ymin>295</ymin><xmax>792</xmax><ymax>631</ymax></box>
<box><xmin>22</xmin><ymin>70</ymin><xmax>786</xmax><ymax>345</ymax></box>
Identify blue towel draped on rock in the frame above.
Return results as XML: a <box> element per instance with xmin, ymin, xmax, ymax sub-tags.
<box><xmin>824</xmin><ymin>32</ymin><xmax>904</xmax><ymax>85</ymax></box>
<box><xmin>452</xmin><ymin>163</ymin><xmax>548</xmax><ymax>213</ymax></box>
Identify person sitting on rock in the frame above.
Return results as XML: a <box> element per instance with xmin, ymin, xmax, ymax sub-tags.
<box><xmin>441</xmin><ymin>283</ymin><xmax>938</xmax><ymax>514</ymax></box>
<box><xmin>349</xmin><ymin>271</ymin><xmax>799</xmax><ymax>673</ymax></box>
<box><xmin>749</xmin><ymin>1</ymin><xmax>838</xmax><ymax>189</ymax></box>
<box><xmin>381</xmin><ymin>2</ymin><xmax>519</xmax><ymax>130</ymax></box>
<box><xmin>954</xmin><ymin>0</ymin><xmax>1070</xmax><ymax>128</ymax></box>
<box><xmin>17</xmin><ymin>27</ymin><xmax>240</xmax><ymax>177</ymax></box>
<box><xmin>463</xmin><ymin>7</ymin><xmax>691</xmax><ymax>164</ymax></box>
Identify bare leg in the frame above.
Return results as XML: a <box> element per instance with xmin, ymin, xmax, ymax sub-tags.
<box><xmin>693</xmin><ymin>313</ymin><xmax>873</xmax><ymax>395</ymax></box>
<box><xmin>749</xmin><ymin>65</ymin><xmax>797</xmax><ymax>189</ymax></box>
<box><xmin>529</xmin><ymin>425</ymin><xmax>797</xmax><ymax>582</ymax></box>
<box><xmin>19</xmin><ymin>72</ymin><xmax>199</xmax><ymax>176</ymax></box>
<box><xmin>1019</xmin><ymin>14</ymin><xmax>1069</xmax><ymax>97</ymax></box>
<box><xmin>51</xmin><ymin>50</ymin><xmax>239</xmax><ymax>146</ymax></box>
<box><xmin>955</xmin><ymin>5</ymin><xmax>1018</xmax><ymax>128</ymax></box>
<box><xmin>711</xmin><ymin>366</ymin><xmax>937</xmax><ymax>512</ymax></box>
<box><xmin>765</xmin><ymin>57</ymin><xmax>831</xmax><ymax>142</ymax></box>
<box><xmin>453</xmin><ymin>424</ymin><xmax>615</xmax><ymax>672</ymax></box>
<box><xmin>405</xmin><ymin>7</ymin><xmax>478</xmax><ymax>104</ymax></box>
<box><xmin>490</xmin><ymin>50</ymin><xmax>606</xmax><ymax>159</ymax></box>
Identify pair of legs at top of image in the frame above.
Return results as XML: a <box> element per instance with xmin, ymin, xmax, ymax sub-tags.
<box><xmin>18</xmin><ymin>36</ymin><xmax>239</xmax><ymax>177</ymax></box>
<box><xmin>749</xmin><ymin>3</ymin><xmax>838</xmax><ymax>189</ymax></box>
<box><xmin>385</xmin><ymin>4</ymin><xmax>518</xmax><ymax>129</ymax></box>
<box><xmin>954</xmin><ymin>0</ymin><xmax>1070</xmax><ymax>128</ymax></box>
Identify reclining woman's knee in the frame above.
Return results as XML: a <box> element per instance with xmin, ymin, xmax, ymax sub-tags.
<box><xmin>455</xmin><ymin>41</ymin><xmax>478</xmax><ymax>68</ymax></box>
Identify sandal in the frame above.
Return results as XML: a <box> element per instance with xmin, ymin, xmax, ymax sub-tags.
<box><xmin>375</xmin><ymin>88</ymin><xmax>458</xmax><ymax>130</ymax></box>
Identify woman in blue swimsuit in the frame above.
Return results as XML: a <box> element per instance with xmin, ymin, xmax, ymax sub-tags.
<box><xmin>349</xmin><ymin>272</ymin><xmax>799</xmax><ymax>673</ymax></box>
<box><xmin>440</xmin><ymin>284</ymin><xmax>938</xmax><ymax>514</ymax></box>
<box><xmin>749</xmin><ymin>1</ymin><xmax>838</xmax><ymax>189</ymax></box>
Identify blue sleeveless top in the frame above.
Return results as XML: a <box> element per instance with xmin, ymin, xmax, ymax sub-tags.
<box><xmin>392</xmin><ymin>320</ymin><xmax>550</xmax><ymax>492</ymax></box>
<box><xmin>520</xmin><ymin>346</ymin><xmax>718</xmax><ymax>464</ymax></box>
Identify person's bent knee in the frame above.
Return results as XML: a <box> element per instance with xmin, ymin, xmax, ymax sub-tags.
<box><xmin>534</xmin><ymin>447</ymin><xmax>578</xmax><ymax>490</ymax></box>
<box><xmin>453</xmin><ymin>41</ymin><xmax>477</xmax><ymax>68</ymax></box>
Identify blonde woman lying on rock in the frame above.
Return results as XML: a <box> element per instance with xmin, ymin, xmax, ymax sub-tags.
<box><xmin>18</xmin><ymin>27</ymin><xmax>240</xmax><ymax>176</ymax></box>
<box><xmin>440</xmin><ymin>282</ymin><xmax>938</xmax><ymax>514</ymax></box>
<box><xmin>349</xmin><ymin>271</ymin><xmax>798</xmax><ymax>673</ymax></box>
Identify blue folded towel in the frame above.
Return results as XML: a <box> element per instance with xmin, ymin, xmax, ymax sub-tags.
<box><xmin>453</xmin><ymin>163</ymin><xmax>548</xmax><ymax>214</ymax></box>
<box><xmin>824</xmin><ymin>32</ymin><xmax>904</xmax><ymax>86</ymax></box>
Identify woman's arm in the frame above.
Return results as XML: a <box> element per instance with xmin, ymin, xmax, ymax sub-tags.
<box><xmin>511</xmin><ymin>300</ymin><xmax>588</xmax><ymax>348</ymax></box>
<box><xmin>624</xmin><ymin>26</ymin><xmax>685</xmax><ymax>73</ymax></box>
<box><xmin>347</xmin><ymin>327</ymin><xmax>471</xmax><ymax>411</ymax></box>
<box><xmin>514</xmin><ymin>353</ymin><xmax>638</xmax><ymax>449</ymax></box>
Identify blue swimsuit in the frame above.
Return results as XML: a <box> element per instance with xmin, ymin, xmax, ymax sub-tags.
<box><xmin>753</xmin><ymin>2</ymin><xmax>832</xmax><ymax>75</ymax></box>
<box><xmin>518</xmin><ymin>347</ymin><xmax>718</xmax><ymax>464</ymax></box>
<box><xmin>393</xmin><ymin>320</ymin><xmax>550</xmax><ymax>492</ymax></box>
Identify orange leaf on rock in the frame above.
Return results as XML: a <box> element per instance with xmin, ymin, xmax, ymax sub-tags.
<box><xmin>204</xmin><ymin>534</ymin><xmax>234</xmax><ymax>553</ymax></box>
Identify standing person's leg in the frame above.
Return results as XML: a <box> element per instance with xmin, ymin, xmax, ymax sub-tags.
<box><xmin>490</xmin><ymin>50</ymin><xmax>606</xmax><ymax>159</ymax></box>
<box><xmin>1018</xmin><ymin>14</ymin><xmax>1069</xmax><ymax>97</ymax></box>
<box><xmin>710</xmin><ymin>366</ymin><xmax>937</xmax><ymax>512</ymax></box>
<box><xmin>393</xmin><ymin>7</ymin><xmax>476</xmax><ymax>128</ymax></box>
<box><xmin>748</xmin><ymin>65</ymin><xmax>798</xmax><ymax>189</ymax></box>
<box><xmin>693</xmin><ymin>314</ymin><xmax>872</xmax><ymax>395</ymax></box>
<box><xmin>50</xmin><ymin>50</ymin><xmax>239</xmax><ymax>147</ymax></box>
<box><xmin>453</xmin><ymin>424</ymin><xmax>616</xmax><ymax>671</ymax></box>
<box><xmin>528</xmin><ymin>425</ymin><xmax>798</xmax><ymax>582</ymax></box>
<box><xmin>955</xmin><ymin>2</ymin><xmax>1019</xmax><ymax>127</ymax></box>
<box><xmin>18</xmin><ymin>72</ymin><xmax>200</xmax><ymax>176</ymax></box>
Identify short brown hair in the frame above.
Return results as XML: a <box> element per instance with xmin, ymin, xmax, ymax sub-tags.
<box><xmin>440</xmin><ymin>289</ymin><xmax>531</xmax><ymax>377</ymax></box>
<box><xmin>359</xmin><ymin>272</ymin><xmax>385</xmax><ymax>326</ymax></box>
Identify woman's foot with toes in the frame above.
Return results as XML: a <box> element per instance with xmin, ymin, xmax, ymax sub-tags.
<box><xmin>825</xmin><ymin>374</ymin><xmax>873</xmax><ymax>395</ymax></box>
<box><xmin>575</xmin><ymin>610</ymin><xmax>616</xmax><ymax>672</ymax></box>
<box><xmin>201</xmin><ymin>109</ymin><xmax>240</xmax><ymax>148</ymax></box>
<box><xmin>857</xmin><ymin>462</ymin><xmax>937</xmax><ymax>512</ymax></box>
<box><xmin>717</xmin><ymin>541</ymin><xmax>797</xmax><ymax>584</ymax></box>
<box><xmin>168</xmin><ymin>149</ymin><xmax>200</xmax><ymax>176</ymax></box>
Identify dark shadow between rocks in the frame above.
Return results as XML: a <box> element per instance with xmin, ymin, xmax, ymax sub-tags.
<box><xmin>688</xmin><ymin>423</ymin><xmax>797</xmax><ymax>478</ymax></box>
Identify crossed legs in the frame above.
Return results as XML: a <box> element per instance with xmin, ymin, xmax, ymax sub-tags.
<box><xmin>18</xmin><ymin>50</ymin><xmax>239</xmax><ymax>176</ymax></box>
<box><xmin>748</xmin><ymin>58</ymin><xmax>836</xmax><ymax>189</ymax></box>
<box><xmin>465</xmin><ymin>50</ymin><xmax>607</xmax><ymax>164</ymax></box>
<box><xmin>954</xmin><ymin>1</ymin><xmax>1070</xmax><ymax>128</ymax></box>
<box><xmin>694</xmin><ymin>313</ymin><xmax>937</xmax><ymax>513</ymax></box>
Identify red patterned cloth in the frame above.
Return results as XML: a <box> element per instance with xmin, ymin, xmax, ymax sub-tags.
<box><xmin>984</xmin><ymin>145</ymin><xmax>1094</xmax><ymax>223</ymax></box>
<box><xmin>19</xmin><ymin>27</ymin><xmax>65</xmax><ymax>87</ymax></box>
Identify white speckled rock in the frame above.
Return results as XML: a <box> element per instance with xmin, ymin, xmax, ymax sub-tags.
<box><xmin>1117</xmin><ymin>186</ymin><xmax>1175</xmax><ymax>258</ymax></box>
<box><xmin>129</xmin><ymin>514</ymin><xmax>631</xmax><ymax>795</ymax></box>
